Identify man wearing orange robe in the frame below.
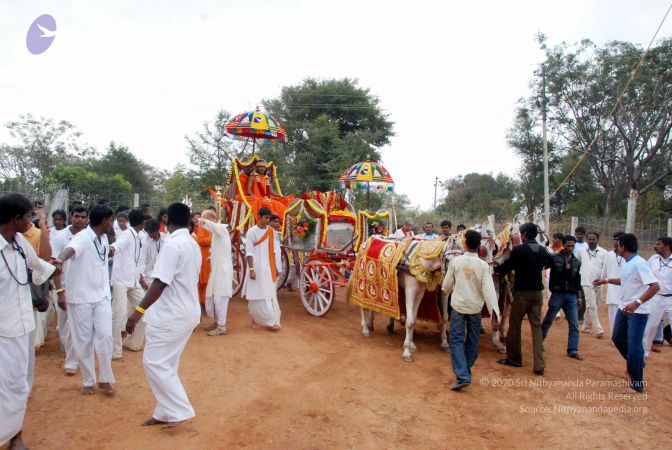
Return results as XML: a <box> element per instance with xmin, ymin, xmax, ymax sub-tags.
<box><xmin>192</xmin><ymin>219</ymin><xmax>212</xmax><ymax>306</ymax></box>
<box><xmin>246</xmin><ymin>161</ymin><xmax>292</xmax><ymax>222</ymax></box>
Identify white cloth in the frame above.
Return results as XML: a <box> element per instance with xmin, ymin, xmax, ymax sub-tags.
<box><xmin>573</xmin><ymin>241</ymin><xmax>588</xmax><ymax>257</ymax></box>
<box><xmin>34</xmin><ymin>302</ymin><xmax>56</xmax><ymax>348</ymax></box>
<box><xmin>139</xmin><ymin>236</ymin><xmax>163</xmax><ymax>285</ymax></box>
<box><xmin>51</xmin><ymin>226</ymin><xmax>79</xmax><ymax>369</ymax></box>
<box><xmin>0</xmin><ymin>233</ymin><xmax>55</xmax><ymax>338</ymax></box>
<box><xmin>54</xmin><ymin>296</ymin><xmax>78</xmax><ymax>370</ymax></box>
<box><xmin>27</xmin><ymin>327</ymin><xmax>35</xmax><ymax>393</ymax></box>
<box><xmin>392</xmin><ymin>228</ymin><xmax>414</xmax><ymax>239</ymax></box>
<box><xmin>205</xmin><ymin>295</ymin><xmax>230</xmax><ymax>327</ymax></box>
<box><xmin>643</xmin><ymin>295</ymin><xmax>672</xmax><ymax>355</ymax></box>
<box><xmin>111</xmin><ymin>227</ymin><xmax>142</xmax><ymax>288</ymax></box>
<box><xmin>64</xmin><ymin>226</ymin><xmax>110</xmax><ymax>304</ymax></box>
<box><xmin>112</xmin><ymin>286</ymin><xmax>145</xmax><ymax>357</ymax></box>
<box><xmin>200</xmin><ymin>220</ymin><xmax>233</xmax><ymax>298</ymax></box>
<box><xmin>581</xmin><ymin>286</ymin><xmax>604</xmax><ymax>335</ymax></box>
<box><xmin>619</xmin><ymin>254</ymin><xmax>657</xmax><ymax>314</ymax></box>
<box><xmin>113</xmin><ymin>219</ymin><xmax>122</xmax><ymax>236</ymax></box>
<box><xmin>242</xmin><ymin>225</ymin><xmax>280</xmax><ymax>301</ymax></box>
<box><xmin>146</xmin><ymin>228</ymin><xmax>201</xmax><ymax>332</ymax></box>
<box><xmin>608</xmin><ymin>304</ymin><xmax>619</xmax><ymax>338</ymax></box>
<box><xmin>576</xmin><ymin>246</ymin><xmax>606</xmax><ymax>287</ymax></box>
<box><xmin>67</xmin><ymin>300</ymin><xmax>114</xmax><ymax>387</ymax></box>
<box><xmin>143</xmin><ymin>324</ymin><xmax>196</xmax><ymax>422</ymax></box>
<box><xmin>649</xmin><ymin>254</ymin><xmax>672</xmax><ymax>295</ymax></box>
<box><xmin>601</xmin><ymin>250</ymin><xmax>624</xmax><ymax>305</ymax></box>
<box><xmin>247</xmin><ymin>298</ymin><xmax>282</xmax><ymax>328</ymax></box>
<box><xmin>442</xmin><ymin>252</ymin><xmax>500</xmax><ymax>318</ymax></box>
<box><xmin>0</xmin><ymin>333</ymin><xmax>30</xmax><ymax>446</ymax></box>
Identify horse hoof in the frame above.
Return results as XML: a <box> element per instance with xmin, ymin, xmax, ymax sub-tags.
<box><xmin>403</xmin><ymin>355</ymin><xmax>413</xmax><ymax>363</ymax></box>
<box><xmin>386</xmin><ymin>323</ymin><xmax>394</xmax><ymax>334</ymax></box>
<box><xmin>441</xmin><ymin>345</ymin><xmax>450</xmax><ymax>353</ymax></box>
<box><xmin>497</xmin><ymin>346</ymin><xmax>506</xmax><ymax>354</ymax></box>
<box><xmin>362</xmin><ymin>331</ymin><xmax>371</xmax><ymax>338</ymax></box>
<box><xmin>410</xmin><ymin>346</ymin><xmax>417</xmax><ymax>353</ymax></box>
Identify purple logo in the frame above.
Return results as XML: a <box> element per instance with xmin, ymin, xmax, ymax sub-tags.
<box><xmin>26</xmin><ymin>14</ymin><xmax>57</xmax><ymax>55</ymax></box>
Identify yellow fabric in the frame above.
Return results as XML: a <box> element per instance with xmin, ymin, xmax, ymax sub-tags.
<box><xmin>348</xmin><ymin>236</ymin><xmax>407</xmax><ymax>319</ymax></box>
<box><xmin>407</xmin><ymin>240</ymin><xmax>447</xmax><ymax>292</ymax></box>
<box><xmin>23</xmin><ymin>223</ymin><xmax>41</xmax><ymax>253</ymax></box>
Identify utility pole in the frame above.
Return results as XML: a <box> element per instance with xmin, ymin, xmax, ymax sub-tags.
<box><xmin>433</xmin><ymin>176</ymin><xmax>439</xmax><ymax>210</ymax></box>
<box><xmin>541</xmin><ymin>64</ymin><xmax>550</xmax><ymax>234</ymax></box>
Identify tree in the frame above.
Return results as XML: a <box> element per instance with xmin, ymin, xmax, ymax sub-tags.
<box><xmin>540</xmin><ymin>38</ymin><xmax>672</xmax><ymax>228</ymax></box>
<box><xmin>0</xmin><ymin>114</ymin><xmax>95</xmax><ymax>187</ymax></box>
<box><xmin>507</xmin><ymin>105</ymin><xmax>561</xmax><ymax>214</ymax></box>
<box><xmin>43</xmin><ymin>165</ymin><xmax>132</xmax><ymax>205</ymax></box>
<box><xmin>91</xmin><ymin>141</ymin><xmax>155</xmax><ymax>197</ymax></box>
<box><xmin>262</xmin><ymin>78</ymin><xmax>394</xmax><ymax>194</ymax></box>
<box><xmin>185</xmin><ymin>110</ymin><xmax>243</xmax><ymax>189</ymax></box>
<box><xmin>163</xmin><ymin>164</ymin><xmax>199</xmax><ymax>203</ymax></box>
<box><xmin>438</xmin><ymin>173</ymin><xmax>519</xmax><ymax>221</ymax></box>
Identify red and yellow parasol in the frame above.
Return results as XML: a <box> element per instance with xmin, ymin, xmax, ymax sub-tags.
<box><xmin>225</xmin><ymin>106</ymin><xmax>287</xmax><ymax>154</ymax></box>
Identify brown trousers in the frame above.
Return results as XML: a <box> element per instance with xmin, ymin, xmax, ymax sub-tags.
<box><xmin>506</xmin><ymin>290</ymin><xmax>545</xmax><ymax>372</ymax></box>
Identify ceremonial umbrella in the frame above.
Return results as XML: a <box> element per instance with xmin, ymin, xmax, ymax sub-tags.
<box><xmin>338</xmin><ymin>158</ymin><xmax>394</xmax><ymax>208</ymax></box>
<box><xmin>225</xmin><ymin>106</ymin><xmax>288</xmax><ymax>154</ymax></box>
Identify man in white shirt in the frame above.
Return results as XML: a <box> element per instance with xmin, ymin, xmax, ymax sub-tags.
<box><xmin>110</xmin><ymin>209</ymin><xmax>145</xmax><ymax>359</ymax></box>
<box><xmin>138</xmin><ymin>219</ymin><xmax>163</xmax><ymax>289</ymax></box>
<box><xmin>57</xmin><ymin>205</ymin><xmax>116</xmax><ymax>396</ymax></box>
<box><xmin>125</xmin><ymin>202</ymin><xmax>201</xmax><ymax>429</ymax></box>
<box><xmin>52</xmin><ymin>205</ymin><xmax>89</xmax><ymax>375</ymax></box>
<box><xmin>643</xmin><ymin>237</ymin><xmax>672</xmax><ymax>356</ymax></box>
<box><xmin>392</xmin><ymin>219</ymin><xmax>415</xmax><ymax>239</ymax></box>
<box><xmin>601</xmin><ymin>232</ymin><xmax>625</xmax><ymax>337</ymax></box>
<box><xmin>442</xmin><ymin>230</ymin><xmax>500</xmax><ymax>391</ymax></box>
<box><xmin>243</xmin><ymin>206</ymin><xmax>282</xmax><ymax>330</ymax></box>
<box><xmin>199</xmin><ymin>210</ymin><xmax>233</xmax><ymax>336</ymax></box>
<box><xmin>0</xmin><ymin>194</ymin><xmax>57</xmax><ymax>450</ymax></box>
<box><xmin>594</xmin><ymin>233</ymin><xmax>659</xmax><ymax>393</ymax></box>
<box><xmin>576</xmin><ymin>231</ymin><xmax>606</xmax><ymax>338</ymax></box>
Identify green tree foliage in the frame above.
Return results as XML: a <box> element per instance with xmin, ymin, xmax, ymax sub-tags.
<box><xmin>91</xmin><ymin>141</ymin><xmax>155</xmax><ymax>197</ymax></box>
<box><xmin>507</xmin><ymin>105</ymin><xmax>561</xmax><ymax>213</ymax></box>
<box><xmin>43</xmin><ymin>165</ymin><xmax>132</xmax><ymax>204</ymax></box>
<box><xmin>438</xmin><ymin>173</ymin><xmax>519</xmax><ymax>221</ymax></box>
<box><xmin>185</xmin><ymin>110</ymin><xmax>244</xmax><ymax>190</ymax></box>
<box><xmin>539</xmin><ymin>37</ymin><xmax>672</xmax><ymax>217</ymax></box>
<box><xmin>0</xmin><ymin>114</ymin><xmax>95</xmax><ymax>187</ymax></box>
<box><xmin>262</xmin><ymin>78</ymin><xmax>394</xmax><ymax>194</ymax></box>
<box><xmin>163</xmin><ymin>164</ymin><xmax>199</xmax><ymax>203</ymax></box>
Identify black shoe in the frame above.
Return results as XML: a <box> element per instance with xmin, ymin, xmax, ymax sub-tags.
<box><xmin>534</xmin><ymin>369</ymin><xmax>544</xmax><ymax>376</ymax></box>
<box><xmin>450</xmin><ymin>381</ymin><xmax>470</xmax><ymax>391</ymax></box>
<box><xmin>497</xmin><ymin>359</ymin><xmax>522</xmax><ymax>368</ymax></box>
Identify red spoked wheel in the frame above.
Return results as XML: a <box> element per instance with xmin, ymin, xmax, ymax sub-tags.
<box><xmin>231</xmin><ymin>244</ymin><xmax>246</xmax><ymax>297</ymax></box>
<box><xmin>276</xmin><ymin>248</ymin><xmax>289</xmax><ymax>292</ymax></box>
<box><xmin>299</xmin><ymin>262</ymin><xmax>335</xmax><ymax>317</ymax></box>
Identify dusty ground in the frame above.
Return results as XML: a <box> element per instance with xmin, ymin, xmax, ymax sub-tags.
<box><xmin>25</xmin><ymin>289</ymin><xmax>672</xmax><ymax>450</ymax></box>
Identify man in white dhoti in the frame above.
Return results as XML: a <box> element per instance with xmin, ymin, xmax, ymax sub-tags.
<box><xmin>1</xmin><ymin>194</ymin><xmax>56</xmax><ymax>450</ymax></box>
<box><xmin>52</xmin><ymin>205</ymin><xmax>89</xmax><ymax>375</ymax></box>
<box><xmin>198</xmin><ymin>210</ymin><xmax>233</xmax><ymax>336</ymax></box>
<box><xmin>242</xmin><ymin>207</ymin><xmax>282</xmax><ymax>330</ymax></box>
<box><xmin>125</xmin><ymin>202</ymin><xmax>201</xmax><ymax>429</ymax></box>
<box><xmin>601</xmin><ymin>232</ymin><xmax>624</xmax><ymax>337</ymax></box>
<box><xmin>576</xmin><ymin>231</ymin><xmax>606</xmax><ymax>338</ymax></box>
<box><xmin>643</xmin><ymin>237</ymin><xmax>672</xmax><ymax>357</ymax></box>
<box><xmin>57</xmin><ymin>205</ymin><xmax>116</xmax><ymax>396</ymax></box>
<box><xmin>110</xmin><ymin>209</ymin><xmax>146</xmax><ymax>358</ymax></box>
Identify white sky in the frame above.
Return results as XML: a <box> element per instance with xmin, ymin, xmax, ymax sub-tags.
<box><xmin>2</xmin><ymin>0</ymin><xmax>671</xmax><ymax>209</ymax></box>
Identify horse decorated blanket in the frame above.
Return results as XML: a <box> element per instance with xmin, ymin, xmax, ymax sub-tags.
<box><xmin>349</xmin><ymin>236</ymin><xmax>407</xmax><ymax>319</ymax></box>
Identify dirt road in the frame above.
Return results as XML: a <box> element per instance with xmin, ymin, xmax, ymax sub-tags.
<box><xmin>25</xmin><ymin>289</ymin><xmax>672</xmax><ymax>449</ymax></box>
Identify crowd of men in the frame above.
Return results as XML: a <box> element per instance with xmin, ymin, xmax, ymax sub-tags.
<box><xmin>395</xmin><ymin>219</ymin><xmax>671</xmax><ymax>394</ymax></box>
<box><xmin>2</xmin><ymin>195</ymin><xmax>671</xmax><ymax>448</ymax></box>
<box><xmin>0</xmin><ymin>194</ymin><xmax>282</xmax><ymax>449</ymax></box>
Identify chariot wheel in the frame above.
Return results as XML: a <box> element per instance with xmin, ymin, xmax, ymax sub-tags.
<box><xmin>231</xmin><ymin>245</ymin><xmax>246</xmax><ymax>297</ymax></box>
<box><xmin>276</xmin><ymin>248</ymin><xmax>289</xmax><ymax>291</ymax></box>
<box><xmin>299</xmin><ymin>262</ymin><xmax>335</xmax><ymax>317</ymax></box>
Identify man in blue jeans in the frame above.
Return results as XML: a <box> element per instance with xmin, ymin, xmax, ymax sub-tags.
<box><xmin>542</xmin><ymin>235</ymin><xmax>584</xmax><ymax>360</ymax></box>
<box><xmin>594</xmin><ymin>233</ymin><xmax>659</xmax><ymax>393</ymax></box>
<box><xmin>441</xmin><ymin>230</ymin><xmax>500</xmax><ymax>391</ymax></box>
